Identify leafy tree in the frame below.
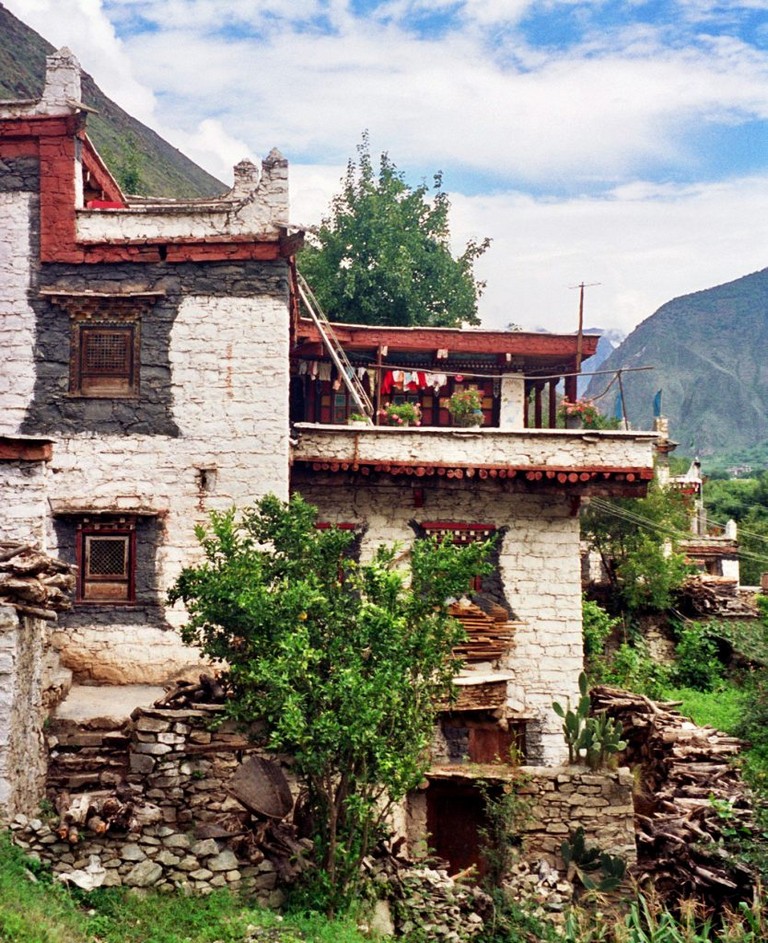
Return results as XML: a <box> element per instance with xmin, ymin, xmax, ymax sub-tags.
<box><xmin>299</xmin><ymin>133</ymin><xmax>490</xmax><ymax>327</ymax></box>
<box><xmin>168</xmin><ymin>494</ymin><xmax>491</xmax><ymax>913</ymax></box>
<box><xmin>705</xmin><ymin>473</ymin><xmax>768</xmax><ymax>585</ymax></box>
<box><xmin>582</xmin><ymin>481</ymin><xmax>692</xmax><ymax>613</ymax></box>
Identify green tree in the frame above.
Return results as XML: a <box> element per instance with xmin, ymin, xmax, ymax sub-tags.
<box><xmin>168</xmin><ymin>494</ymin><xmax>491</xmax><ymax>913</ymax></box>
<box><xmin>299</xmin><ymin>134</ymin><xmax>490</xmax><ymax>327</ymax></box>
<box><xmin>582</xmin><ymin>482</ymin><xmax>692</xmax><ymax>613</ymax></box>
<box><xmin>705</xmin><ymin>473</ymin><xmax>768</xmax><ymax>585</ymax></box>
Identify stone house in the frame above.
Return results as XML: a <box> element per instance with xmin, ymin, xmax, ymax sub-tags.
<box><xmin>1</xmin><ymin>50</ymin><xmax>653</xmax><ymax>870</ymax></box>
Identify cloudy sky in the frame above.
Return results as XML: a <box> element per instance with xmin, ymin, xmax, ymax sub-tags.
<box><xmin>5</xmin><ymin>0</ymin><xmax>768</xmax><ymax>336</ymax></box>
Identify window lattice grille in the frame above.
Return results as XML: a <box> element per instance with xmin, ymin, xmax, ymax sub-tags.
<box><xmin>82</xmin><ymin>329</ymin><xmax>131</xmax><ymax>375</ymax></box>
<box><xmin>86</xmin><ymin>537</ymin><xmax>128</xmax><ymax>577</ymax></box>
<box><xmin>421</xmin><ymin>524</ymin><xmax>496</xmax><ymax>546</ymax></box>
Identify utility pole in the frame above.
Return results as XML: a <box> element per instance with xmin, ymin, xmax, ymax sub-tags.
<box><xmin>570</xmin><ymin>281</ymin><xmax>600</xmax><ymax>371</ymax></box>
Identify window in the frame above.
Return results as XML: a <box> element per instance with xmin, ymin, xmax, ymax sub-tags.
<box><xmin>76</xmin><ymin>517</ymin><xmax>136</xmax><ymax>603</ymax></box>
<box><xmin>71</xmin><ymin>321</ymin><xmax>139</xmax><ymax>396</ymax></box>
<box><xmin>420</xmin><ymin>522</ymin><xmax>497</xmax><ymax>591</ymax></box>
<box><xmin>40</xmin><ymin>289</ymin><xmax>162</xmax><ymax>398</ymax></box>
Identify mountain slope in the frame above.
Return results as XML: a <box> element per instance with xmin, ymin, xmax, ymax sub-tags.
<box><xmin>585</xmin><ymin>268</ymin><xmax>768</xmax><ymax>459</ymax></box>
<box><xmin>0</xmin><ymin>2</ymin><xmax>226</xmax><ymax>199</ymax></box>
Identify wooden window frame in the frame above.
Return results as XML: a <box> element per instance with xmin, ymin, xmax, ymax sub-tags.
<box><xmin>71</xmin><ymin>319</ymin><xmax>140</xmax><ymax>397</ymax></box>
<box><xmin>75</xmin><ymin>516</ymin><xmax>137</xmax><ymax>604</ymax></box>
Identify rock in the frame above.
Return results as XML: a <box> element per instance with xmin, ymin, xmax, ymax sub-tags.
<box><xmin>124</xmin><ymin>860</ymin><xmax>163</xmax><ymax>888</ymax></box>
<box><xmin>208</xmin><ymin>850</ymin><xmax>239</xmax><ymax>872</ymax></box>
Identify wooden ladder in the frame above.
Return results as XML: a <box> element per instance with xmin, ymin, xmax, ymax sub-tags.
<box><xmin>296</xmin><ymin>273</ymin><xmax>374</xmax><ymax>422</ymax></box>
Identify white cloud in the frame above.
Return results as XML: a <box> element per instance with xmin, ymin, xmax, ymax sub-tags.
<box><xmin>6</xmin><ymin>0</ymin><xmax>768</xmax><ymax>339</ymax></box>
<box><xmin>447</xmin><ymin>175</ymin><xmax>768</xmax><ymax>334</ymax></box>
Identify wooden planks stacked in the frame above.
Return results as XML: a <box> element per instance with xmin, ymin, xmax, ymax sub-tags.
<box><xmin>0</xmin><ymin>541</ymin><xmax>75</xmax><ymax>620</ymax></box>
<box><xmin>450</xmin><ymin>600</ymin><xmax>519</xmax><ymax>661</ymax></box>
<box><xmin>591</xmin><ymin>685</ymin><xmax>757</xmax><ymax>909</ymax></box>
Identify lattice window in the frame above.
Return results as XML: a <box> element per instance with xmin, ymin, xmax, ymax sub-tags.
<box><xmin>71</xmin><ymin>321</ymin><xmax>139</xmax><ymax>396</ymax></box>
<box><xmin>76</xmin><ymin>518</ymin><xmax>136</xmax><ymax>603</ymax></box>
<box><xmin>421</xmin><ymin>522</ymin><xmax>497</xmax><ymax>590</ymax></box>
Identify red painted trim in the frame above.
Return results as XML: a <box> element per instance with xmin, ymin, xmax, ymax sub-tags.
<box><xmin>294</xmin><ymin>318</ymin><xmax>599</xmax><ymax>359</ymax></box>
<box><xmin>0</xmin><ymin>439</ymin><xmax>53</xmax><ymax>461</ymax></box>
<box><xmin>421</xmin><ymin>522</ymin><xmax>497</xmax><ymax>531</ymax></box>
<box><xmin>1</xmin><ymin>116</ymin><xmax>287</xmax><ymax>264</ymax></box>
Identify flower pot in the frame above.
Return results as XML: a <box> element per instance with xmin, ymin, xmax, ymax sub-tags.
<box><xmin>565</xmin><ymin>415</ymin><xmax>581</xmax><ymax>430</ymax></box>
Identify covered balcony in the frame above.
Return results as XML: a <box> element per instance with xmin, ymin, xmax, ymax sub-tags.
<box><xmin>290</xmin><ymin>318</ymin><xmax>600</xmax><ymax>431</ymax></box>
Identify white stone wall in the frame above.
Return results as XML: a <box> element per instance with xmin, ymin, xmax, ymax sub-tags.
<box><xmin>76</xmin><ymin>153</ymin><xmax>289</xmax><ymax>242</ymax></box>
<box><xmin>0</xmin><ymin>607</ymin><xmax>47</xmax><ymax>821</ymax></box>
<box><xmin>0</xmin><ymin>192</ymin><xmax>37</xmax><ymax>435</ymax></box>
<box><xmin>296</xmin><ymin>479</ymin><xmax>584</xmax><ymax>765</ymax></box>
<box><xmin>43</xmin><ymin>293</ymin><xmax>290</xmax><ymax>683</ymax></box>
<box><xmin>294</xmin><ymin>425</ymin><xmax>657</xmax><ymax>472</ymax></box>
<box><xmin>0</xmin><ymin>459</ymin><xmax>50</xmax><ymax>548</ymax></box>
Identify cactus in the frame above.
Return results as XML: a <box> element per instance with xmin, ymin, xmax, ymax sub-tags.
<box><xmin>554</xmin><ymin>674</ymin><xmax>627</xmax><ymax>769</ymax></box>
<box><xmin>561</xmin><ymin>827</ymin><xmax>627</xmax><ymax>893</ymax></box>
<box><xmin>552</xmin><ymin>672</ymin><xmax>591</xmax><ymax>764</ymax></box>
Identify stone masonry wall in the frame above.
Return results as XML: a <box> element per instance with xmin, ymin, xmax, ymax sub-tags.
<box><xmin>0</xmin><ymin>189</ymin><xmax>38</xmax><ymax>435</ymax></box>
<box><xmin>518</xmin><ymin>765</ymin><xmax>637</xmax><ymax>867</ymax></box>
<box><xmin>296</xmin><ymin>478</ymin><xmax>583</xmax><ymax>765</ymax></box>
<box><xmin>14</xmin><ymin>703</ymin><xmax>287</xmax><ymax>901</ymax></box>
<box><xmin>0</xmin><ymin>457</ymin><xmax>50</xmax><ymax>547</ymax></box>
<box><xmin>0</xmin><ymin>607</ymin><xmax>48</xmax><ymax>820</ymax></box>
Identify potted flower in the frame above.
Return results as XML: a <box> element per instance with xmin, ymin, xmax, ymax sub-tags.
<box><xmin>378</xmin><ymin>401</ymin><xmax>421</xmax><ymax>427</ymax></box>
<box><xmin>558</xmin><ymin>397</ymin><xmax>600</xmax><ymax>429</ymax></box>
<box><xmin>347</xmin><ymin>413</ymin><xmax>369</xmax><ymax>428</ymax></box>
<box><xmin>447</xmin><ymin>388</ymin><xmax>484</xmax><ymax>427</ymax></box>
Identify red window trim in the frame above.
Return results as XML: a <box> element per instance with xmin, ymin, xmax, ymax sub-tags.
<box><xmin>75</xmin><ymin>516</ymin><xmax>137</xmax><ymax>604</ymax></box>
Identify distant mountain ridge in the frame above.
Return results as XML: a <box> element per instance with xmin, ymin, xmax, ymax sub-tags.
<box><xmin>0</xmin><ymin>2</ymin><xmax>226</xmax><ymax>199</ymax></box>
<box><xmin>585</xmin><ymin>267</ymin><xmax>768</xmax><ymax>462</ymax></box>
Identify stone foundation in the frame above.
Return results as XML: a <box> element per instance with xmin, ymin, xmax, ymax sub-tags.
<box><xmin>0</xmin><ymin>607</ymin><xmax>49</xmax><ymax>820</ymax></box>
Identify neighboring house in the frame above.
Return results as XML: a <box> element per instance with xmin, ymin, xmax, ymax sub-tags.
<box><xmin>1</xmin><ymin>49</ymin><xmax>297</xmax><ymax>684</ymax></box>
<box><xmin>1</xmin><ymin>51</ymin><xmax>656</xmax><ymax>863</ymax></box>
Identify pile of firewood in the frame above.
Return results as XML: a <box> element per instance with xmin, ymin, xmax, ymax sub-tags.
<box><xmin>676</xmin><ymin>575</ymin><xmax>758</xmax><ymax>619</ymax></box>
<box><xmin>154</xmin><ymin>672</ymin><xmax>227</xmax><ymax>708</ymax></box>
<box><xmin>591</xmin><ymin>686</ymin><xmax>758</xmax><ymax>908</ymax></box>
<box><xmin>0</xmin><ymin>541</ymin><xmax>75</xmax><ymax>620</ymax></box>
<box><xmin>54</xmin><ymin>785</ymin><xmax>160</xmax><ymax>843</ymax></box>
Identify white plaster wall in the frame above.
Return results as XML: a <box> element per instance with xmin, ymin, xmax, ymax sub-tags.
<box><xmin>0</xmin><ymin>192</ymin><xmax>36</xmax><ymax>434</ymax></box>
<box><xmin>0</xmin><ymin>607</ymin><xmax>47</xmax><ymax>821</ymax></box>
<box><xmin>296</xmin><ymin>478</ymin><xmax>583</xmax><ymax>766</ymax></box>
<box><xmin>294</xmin><ymin>425</ymin><xmax>657</xmax><ymax>472</ymax></box>
<box><xmin>0</xmin><ymin>460</ymin><xmax>50</xmax><ymax>548</ymax></box>
<box><xmin>44</xmin><ymin>293</ymin><xmax>291</xmax><ymax>683</ymax></box>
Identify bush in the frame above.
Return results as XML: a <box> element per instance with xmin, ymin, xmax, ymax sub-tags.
<box><xmin>671</xmin><ymin>624</ymin><xmax>725</xmax><ymax>692</ymax></box>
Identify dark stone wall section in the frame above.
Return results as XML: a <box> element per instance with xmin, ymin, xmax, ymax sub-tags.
<box><xmin>52</xmin><ymin>515</ymin><xmax>169</xmax><ymax>629</ymax></box>
<box><xmin>22</xmin><ymin>261</ymin><xmax>290</xmax><ymax>438</ymax></box>
<box><xmin>0</xmin><ymin>156</ymin><xmax>39</xmax><ymax>192</ymax></box>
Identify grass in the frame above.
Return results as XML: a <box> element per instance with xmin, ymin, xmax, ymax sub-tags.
<box><xmin>661</xmin><ymin>683</ymin><xmax>745</xmax><ymax>734</ymax></box>
<box><xmin>0</xmin><ymin>835</ymin><xmax>374</xmax><ymax>943</ymax></box>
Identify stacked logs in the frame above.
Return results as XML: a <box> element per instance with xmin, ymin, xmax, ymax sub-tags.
<box><xmin>0</xmin><ymin>541</ymin><xmax>75</xmax><ymax>620</ymax></box>
<box><xmin>676</xmin><ymin>575</ymin><xmax>758</xmax><ymax>619</ymax></box>
<box><xmin>591</xmin><ymin>686</ymin><xmax>757</xmax><ymax>908</ymax></box>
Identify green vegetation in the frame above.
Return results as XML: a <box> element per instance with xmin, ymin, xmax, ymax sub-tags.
<box><xmin>0</xmin><ymin>832</ymin><xmax>373</xmax><ymax>943</ymax></box>
<box><xmin>299</xmin><ymin>133</ymin><xmax>490</xmax><ymax>328</ymax></box>
<box><xmin>581</xmin><ymin>482</ymin><xmax>692</xmax><ymax>614</ymax></box>
<box><xmin>169</xmin><ymin>494</ymin><xmax>491</xmax><ymax>914</ymax></box>
<box><xmin>704</xmin><ymin>474</ymin><xmax>768</xmax><ymax>586</ymax></box>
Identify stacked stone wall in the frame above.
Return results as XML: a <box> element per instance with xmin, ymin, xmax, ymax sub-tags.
<box><xmin>15</xmin><ymin>703</ymin><xmax>287</xmax><ymax>900</ymax></box>
<box><xmin>0</xmin><ymin>607</ymin><xmax>48</xmax><ymax>820</ymax></box>
<box><xmin>518</xmin><ymin>765</ymin><xmax>637</xmax><ymax>866</ymax></box>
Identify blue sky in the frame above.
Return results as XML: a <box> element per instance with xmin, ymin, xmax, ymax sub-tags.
<box><xmin>6</xmin><ymin>0</ymin><xmax>768</xmax><ymax>336</ymax></box>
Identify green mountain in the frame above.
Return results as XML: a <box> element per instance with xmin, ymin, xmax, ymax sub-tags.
<box><xmin>585</xmin><ymin>267</ymin><xmax>768</xmax><ymax>466</ymax></box>
<box><xmin>0</xmin><ymin>2</ymin><xmax>226</xmax><ymax>199</ymax></box>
